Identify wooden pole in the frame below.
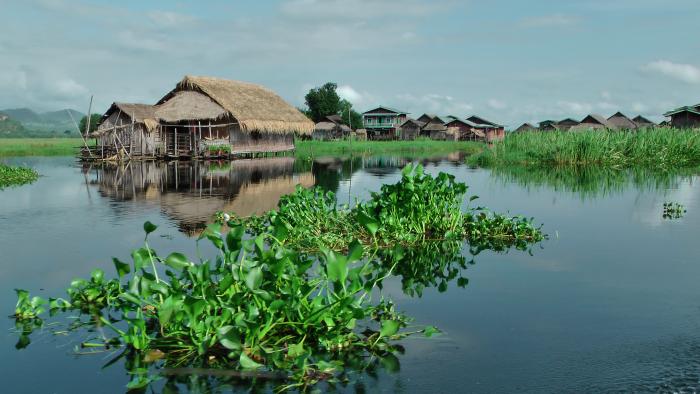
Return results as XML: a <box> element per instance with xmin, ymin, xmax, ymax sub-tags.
<box><xmin>175</xmin><ymin>128</ymin><xmax>178</xmax><ymax>158</ymax></box>
<box><xmin>67</xmin><ymin>109</ymin><xmax>93</xmax><ymax>158</ymax></box>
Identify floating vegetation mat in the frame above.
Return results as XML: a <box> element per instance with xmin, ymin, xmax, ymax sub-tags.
<box><xmin>0</xmin><ymin>163</ymin><xmax>38</xmax><ymax>189</ymax></box>
<box><xmin>11</xmin><ymin>165</ymin><xmax>544</xmax><ymax>391</ymax></box>
<box><xmin>663</xmin><ymin>202</ymin><xmax>687</xmax><ymax>219</ymax></box>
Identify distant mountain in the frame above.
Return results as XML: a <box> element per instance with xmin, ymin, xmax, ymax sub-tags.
<box><xmin>0</xmin><ymin>108</ymin><xmax>43</xmax><ymax>123</ymax></box>
<box><xmin>0</xmin><ymin>107</ymin><xmax>85</xmax><ymax>135</ymax></box>
<box><xmin>42</xmin><ymin>109</ymin><xmax>84</xmax><ymax>124</ymax></box>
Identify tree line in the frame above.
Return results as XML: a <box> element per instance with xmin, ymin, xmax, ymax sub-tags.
<box><xmin>302</xmin><ymin>82</ymin><xmax>362</xmax><ymax>129</ymax></box>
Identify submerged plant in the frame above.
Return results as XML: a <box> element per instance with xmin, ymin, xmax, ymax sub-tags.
<box><xmin>663</xmin><ymin>202</ymin><xmax>686</xmax><ymax>219</ymax></box>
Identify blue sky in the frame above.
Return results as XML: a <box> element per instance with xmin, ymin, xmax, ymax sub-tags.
<box><xmin>1</xmin><ymin>0</ymin><xmax>699</xmax><ymax>127</ymax></box>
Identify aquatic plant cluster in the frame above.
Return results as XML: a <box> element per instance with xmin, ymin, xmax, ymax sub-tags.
<box><xmin>226</xmin><ymin>164</ymin><xmax>544</xmax><ymax>253</ymax></box>
<box><xmin>469</xmin><ymin>129</ymin><xmax>700</xmax><ymax>168</ymax></box>
<box><xmin>0</xmin><ymin>163</ymin><xmax>38</xmax><ymax>189</ymax></box>
<box><xmin>12</xmin><ymin>165</ymin><xmax>543</xmax><ymax>390</ymax></box>
<box><xmin>663</xmin><ymin>202</ymin><xmax>686</xmax><ymax>219</ymax></box>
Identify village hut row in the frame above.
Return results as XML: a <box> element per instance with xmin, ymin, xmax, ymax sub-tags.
<box><xmin>354</xmin><ymin>107</ymin><xmax>505</xmax><ymax>142</ymax></box>
<box><xmin>88</xmin><ymin>76</ymin><xmax>314</xmax><ymax>160</ymax></box>
<box><xmin>514</xmin><ymin>112</ymin><xmax>660</xmax><ymax>133</ymax></box>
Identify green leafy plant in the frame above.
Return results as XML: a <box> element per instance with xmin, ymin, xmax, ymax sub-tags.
<box><xmin>663</xmin><ymin>202</ymin><xmax>686</xmax><ymax>219</ymax></box>
<box><xmin>0</xmin><ymin>164</ymin><xmax>39</xmax><ymax>189</ymax></box>
<box><xmin>12</xmin><ymin>221</ymin><xmax>434</xmax><ymax>390</ymax></box>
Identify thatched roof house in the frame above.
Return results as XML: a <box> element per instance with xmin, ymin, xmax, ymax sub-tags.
<box><xmin>607</xmin><ymin>112</ymin><xmax>638</xmax><ymax>130</ymax></box>
<box><xmin>632</xmin><ymin>115</ymin><xmax>656</xmax><ymax>128</ymax></box>
<box><xmin>515</xmin><ymin>123</ymin><xmax>536</xmax><ymax>132</ymax></box>
<box><xmin>557</xmin><ymin>118</ymin><xmax>580</xmax><ymax>131</ymax></box>
<box><xmin>155</xmin><ymin>75</ymin><xmax>313</xmax><ymax>156</ymax></box>
<box><xmin>466</xmin><ymin>115</ymin><xmax>504</xmax><ymax>128</ymax></box>
<box><xmin>539</xmin><ymin>120</ymin><xmax>559</xmax><ymax>131</ymax></box>
<box><xmin>95</xmin><ymin>102</ymin><xmax>160</xmax><ymax>157</ymax></box>
<box><xmin>398</xmin><ymin>118</ymin><xmax>425</xmax><ymax>140</ymax></box>
<box><xmin>313</xmin><ymin>115</ymin><xmax>351</xmax><ymax>141</ymax></box>
<box><xmin>572</xmin><ymin>114</ymin><xmax>615</xmax><ymax>131</ymax></box>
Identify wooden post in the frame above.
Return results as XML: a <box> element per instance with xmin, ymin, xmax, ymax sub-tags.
<box><xmin>175</xmin><ymin>128</ymin><xmax>178</xmax><ymax>158</ymax></box>
<box><xmin>198</xmin><ymin>121</ymin><xmax>202</xmax><ymax>158</ymax></box>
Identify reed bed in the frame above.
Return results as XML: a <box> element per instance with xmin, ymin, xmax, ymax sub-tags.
<box><xmin>0</xmin><ymin>138</ymin><xmax>84</xmax><ymax>157</ymax></box>
<box><xmin>295</xmin><ymin>138</ymin><xmax>483</xmax><ymax>157</ymax></box>
<box><xmin>469</xmin><ymin>128</ymin><xmax>700</xmax><ymax>168</ymax></box>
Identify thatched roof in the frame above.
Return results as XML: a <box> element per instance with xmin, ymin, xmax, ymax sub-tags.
<box><xmin>467</xmin><ymin>115</ymin><xmax>503</xmax><ymax>127</ymax></box>
<box><xmin>515</xmin><ymin>123</ymin><xmax>536</xmax><ymax>132</ymax></box>
<box><xmin>400</xmin><ymin>118</ymin><xmax>426</xmax><ymax>128</ymax></box>
<box><xmin>580</xmin><ymin>114</ymin><xmax>614</xmax><ymax>128</ymax></box>
<box><xmin>632</xmin><ymin>115</ymin><xmax>656</xmax><ymax>126</ymax></box>
<box><xmin>157</xmin><ymin>75</ymin><xmax>314</xmax><ymax>135</ymax></box>
<box><xmin>155</xmin><ymin>91</ymin><xmax>227</xmax><ymax>122</ymax></box>
<box><xmin>96</xmin><ymin>102</ymin><xmax>159</xmax><ymax>133</ymax></box>
<box><xmin>607</xmin><ymin>112</ymin><xmax>637</xmax><ymax>129</ymax></box>
<box><xmin>422</xmin><ymin>122</ymin><xmax>447</xmax><ymax>132</ymax></box>
<box><xmin>314</xmin><ymin>121</ymin><xmax>337</xmax><ymax>132</ymax></box>
<box><xmin>324</xmin><ymin>114</ymin><xmax>343</xmax><ymax>124</ymax></box>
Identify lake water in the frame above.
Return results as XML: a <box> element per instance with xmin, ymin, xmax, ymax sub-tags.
<box><xmin>1</xmin><ymin>155</ymin><xmax>700</xmax><ymax>393</ymax></box>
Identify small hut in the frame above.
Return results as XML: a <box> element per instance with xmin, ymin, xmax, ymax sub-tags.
<box><xmin>467</xmin><ymin>115</ymin><xmax>505</xmax><ymax>141</ymax></box>
<box><xmin>353</xmin><ymin>128</ymin><xmax>368</xmax><ymax>141</ymax></box>
<box><xmin>514</xmin><ymin>123</ymin><xmax>536</xmax><ymax>132</ymax></box>
<box><xmin>155</xmin><ymin>75</ymin><xmax>314</xmax><ymax>157</ymax></box>
<box><xmin>312</xmin><ymin>115</ymin><xmax>351</xmax><ymax>140</ymax></box>
<box><xmin>571</xmin><ymin>114</ymin><xmax>615</xmax><ymax>131</ymax></box>
<box><xmin>444</xmin><ymin>118</ymin><xmax>486</xmax><ymax>141</ymax></box>
<box><xmin>607</xmin><ymin>112</ymin><xmax>638</xmax><ymax>130</ymax></box>
<box><xmin>538</xmin><ymin>120</ymin><xmax>560</xmax><ymax>131</ymax></box>
<box><xmin>632</xmin><ymin>115</ymin><xmax>656</xmax><ymax>129</ymax></box>
<box><xmin>663</xmin><ymin>105</ymin><xmax>700</xmax><ymax>129</ymax></box>
<box><xmin>557</xmin><ymin>118</ymin><xmax>580</xmax><ymax>131</ymax></box>
<box><xmin>94</xmin><ymin>103</ymin><xmax>160</xmax><ymax>159</ymax></box>
<box><xmin>398</xmin><ymin>118</ymin><xmax>425</xmax><ymax>140</ymax></box>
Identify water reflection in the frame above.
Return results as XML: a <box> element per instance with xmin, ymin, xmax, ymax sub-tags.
<box><xmin>85</xmin><ymin>158</ymin><xmax>316</xmax><ymax>235</ymax></box>
<box><xmin>490</xmin><ymin>164</ymin><xmax>699</xmax><ymax>198</ymax></box>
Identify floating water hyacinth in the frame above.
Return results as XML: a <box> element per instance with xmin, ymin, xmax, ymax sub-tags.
<box><xmin>11</xmin><ymin>165</ymin><xmax>544</xmax><ymax>391</ymax></box>
<box><xmin>663</xmin><ymin>202</ymin><xmax>686</xmax><ymax>219</ymax></box>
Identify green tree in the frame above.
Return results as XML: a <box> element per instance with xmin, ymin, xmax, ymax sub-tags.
<box><xmin>78</xmin><ymin>114</ymin><xmax>102</xmax><ymax>134</ymax></box>
<box><xmin>304</xmin><ymin>82</ymin><xmax>341</xmax><ymax>123</ymax></box>
<box><xmin>339</xmin><ymin>99</ymin><xmax>363</xmax><ymax>130</ymax></box>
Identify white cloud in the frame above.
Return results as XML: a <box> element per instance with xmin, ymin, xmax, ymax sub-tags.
<box><xmin>337</xmin><ymin>85</ymin><xmax>363</xmax><ymax>104</ymax></box>
<box><xmin>280</xmin><ymin>0</ymin><xmax>448</xmax><ymax>20</ymax></box>
<box><xmin>557</xmin><ymin>100</ymin><xmax>593</xmax><ymax>115</ymax></box>
<box><xmin>520</xmin><ymin>14</ymin><xmax>578</xmax><ymax>28</ymax></box>
<box><xmin>147</xmin><ymin>11</ymin><xmax>197</xmax><ymax>28</ymax></box>
<box><xmin>644</xmin><ymin>60</ymin><xmax>700</xmax><ymax>84</ymax></box>
<box><xmin>396</xmin><ymin>93</ymin><xmax>473</xmax><ymax>116</ymax></box>
<box><xmin>488</xmin><ymin>99</ymin><xmax>507</xmax><ymax>110</ymax></box>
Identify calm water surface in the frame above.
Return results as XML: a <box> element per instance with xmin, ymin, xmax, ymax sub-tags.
<box><xmin>1</xmin><ymin>155</ymin><xmax>699</xmax><ymax>393</ymax></box>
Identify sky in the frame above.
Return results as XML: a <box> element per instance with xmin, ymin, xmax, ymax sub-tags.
<box><xmin>1</xmin><ymin>0</ymin><xmax>699</xmax><ymax>127</ymax></box>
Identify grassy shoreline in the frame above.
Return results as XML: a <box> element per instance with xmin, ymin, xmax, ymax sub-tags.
<box><xmin>0</xmin><ymin>137</ymin><xmax>483</xmax><ymax>158</ymax></box>
<box><xmin>0</xmin><ymin>138</ymin><xmax>84</xmax><ymax>157</ymax></box>
<box><xmin>468</xmin><ymin>129</ymin><xmax>700</xmax><ymax>168</ymax></box>
<box><xmin>294</xmin><ymin>139</ymin><xmax>483</xmax><ymax>157</ymax></box>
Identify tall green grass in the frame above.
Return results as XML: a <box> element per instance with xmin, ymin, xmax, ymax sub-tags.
<box><xmin>469</xmin><ymin>128</ymin><xmax>700</xmax><ymax>168</ymax></box>
<box><xmin>295</xmin><ymin>138</ymin><xmax>483</xmax><ymax>157</ymax></box>
<box><xmin>0</xmin><ymin>138</ymin><xmax>85</xmax><ymax>157</ymax></box>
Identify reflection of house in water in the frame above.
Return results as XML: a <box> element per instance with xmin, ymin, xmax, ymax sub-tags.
<box><xmin>87</xmin><ymin>157</ymin><xmax>314</xmax><ymax>235</ymax></box>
